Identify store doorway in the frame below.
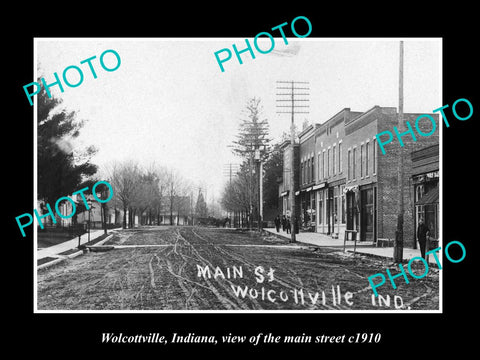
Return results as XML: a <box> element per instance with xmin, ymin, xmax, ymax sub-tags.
<box><xmin>360</xmin><ymin>188</ymin><xmax>375</xmax><ymax>241</ymax></box>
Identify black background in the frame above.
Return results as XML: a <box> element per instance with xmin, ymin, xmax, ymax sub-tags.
<box><xmin>6</xmin><ymin>4</ymin><xmax>477</xmax><ymax>356</ymax></box>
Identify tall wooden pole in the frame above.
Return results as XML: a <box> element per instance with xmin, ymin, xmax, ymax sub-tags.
<box><xmin>259</xmin><ymin>160</ymin><xmax>263</xmax><ymax>229</ymax></box>
<box><xmin>394</xmin><ymin>41</ymin><xmax>404</xmax><ymax>263</ymax></box>
<box><xmin>289</xmin><ymin>82</ymin><xmax>297</xmax><ymax>242</ymax></box>
<box><xmin>276</xmin><ymin>80</ymin><xmax>310</xmax><ymax>242</ymax></box>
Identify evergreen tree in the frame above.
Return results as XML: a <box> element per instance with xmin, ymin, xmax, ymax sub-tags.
<box><xmin>195</xmin><ymin>190</ymin><xmax>208</xmax><ymax>218</ymax></box>
<box><xmin>262</xmin><ymin>143</ymin><xmax>283</xmax><ymax>210</ymax></box>
<box><xmin>37</xmin><ymin>89</ymin><xmax>98</xmax><ymax>205</ymax></box>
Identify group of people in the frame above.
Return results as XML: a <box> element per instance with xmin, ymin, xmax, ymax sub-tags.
<box><xmin>274</xmin><ymin>215</ymin><xmax>299</xmax><ymax>234</ymax></box>
<box><xmin>273</xmin><ymin>214</ymin><xmax>431</xmax><ymax>260</ymax></box>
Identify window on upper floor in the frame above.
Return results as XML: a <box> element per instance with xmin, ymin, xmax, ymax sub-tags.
<box><xmin>318</xmin><ymin>153</ymin><xmax>322</xmax><ymax>181</ymax></box>
<box><xmin>338</xmin><ymin>142</ymin><xmax>342</xmax><ymax>174</ymax></box>
<box><xmin>333</xmin><ymin>145</ymin><xmax>336</xmax><ymax>176</ymax></box>
<box><xmin>352</xmin><ymin>147</ymin><xmax>357</xmax><ymax>180</ymax></box>
<box><xmin>311</xmin><ymin>156</ymin><xmax>315</xmax><ymax>183</ymax></box>
<box><xmin>366</xmin><ymin>141</ymin><xmax>369</xmax><ymax>176</ymax></box>
<box><xmin>305</xmin><ymin>159</ymin><xmax>310</xmax><ymax>183</ymax></box>
<box><xmin>360</xmin><ymin>144</ymin><xmax>364</xmax><ymax>178</ymax></box>
<box><xmin>347</xmin><ymin>149</ymin><xmax>351</xmax><ymax>180</ymax></box>
<box><xmin>327</xmin><ymin>148</ymin><xmax>330</xmax><ymax>178</ymax></box>
<box><xmin>323</xmin><ymin>150</ymin><xmax>326</xmax><ymax>180</ymax></box>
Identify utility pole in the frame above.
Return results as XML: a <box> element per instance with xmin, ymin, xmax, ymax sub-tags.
<box><xmin>276</xmin><ymin>81</ymin><xmax>310</xmax><ymax>242</ymax></box>
<box><xmin>259</xmin><ymin>160</ymin><xmax>263</xmax><ymax>230</ymax></box>
<box><xmin>394</xmin><ymin>41</ymin><xmax>404</xmax><ymax>263</ymax></box>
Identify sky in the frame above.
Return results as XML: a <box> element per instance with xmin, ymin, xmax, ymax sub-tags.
<box><xmin>35</xmin><ymin>38</ymin><xmax>441</xmax><ymax>202</ymax></box>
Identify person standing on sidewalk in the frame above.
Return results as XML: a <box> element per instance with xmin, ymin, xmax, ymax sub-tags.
<box><xmin>274</xmin><ymin>215</ymin><xmax>281</xmax><ymax>233</ymax></box>
<box><xmin>286</xmin><ymin>217</ymin><xmax>291</xmax><ymax>234</ymax></box>
<box><xmin>282</xmin><ymin>215</ymin><xmax>287</xmax><ymax>232</ymax></box>
<box><xmin>417</xmin><ymin>218</ymin><xmax>430</xmax><ymax>259</ymax></box>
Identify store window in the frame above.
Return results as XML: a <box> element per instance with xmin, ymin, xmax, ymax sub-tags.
<box><xmin>334</xmin><ymin>187</ymin><xmax>338</xmax><ymax>224</ymax></box>
<box><xmin>311</xmin><ymin>191</ymin><xmax>316</xmax><ymax>224</ymax></box>
<box><xmin>318</xmin><ymin>191</ymin><xmax>323</xmax><ymax>225</ymax></box>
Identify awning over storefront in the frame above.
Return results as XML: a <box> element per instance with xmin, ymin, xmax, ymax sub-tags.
<box><xmin>312</xmin><ymin>182</ymin><xmax>327</xmax><ymax>191</ymax></box>
<box><xmin>344</xmin><ymin>185</ymin><xmax>358</xmax><ymax>193</ymax></box>
<box><xmin>416</xmin><ymin>186</ymin><xmax>439</xmax><ymax>205</ymax></box>
<box><xmin>295</xmin><ymin>191</ymin><xmax>300</xmax><ymax>196</ymax></box>
<box><xmin>280</xmin><ymin>191</ymin><xmax>289</xmax><ymax>197</ymax></box>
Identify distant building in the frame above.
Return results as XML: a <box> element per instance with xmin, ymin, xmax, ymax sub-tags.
<box><xmin>157</xmin><ymin>195</ymin><xmax>193</xmax><ymax>225</ymax></box>
<box><xmin>37</xmin><ymin>192</ymin><xmax>123</xmax><ymax>230</ymax></box>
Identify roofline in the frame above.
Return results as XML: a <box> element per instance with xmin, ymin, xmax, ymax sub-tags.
<box><xmin>346</xmin><ymin>105</ymin><xmax>397</xmax><ymax>126</ymax></box>
<box><xmin>299</xmin><ymin>123</ymin><xmax>320</xmax><ymax>141</ymax></box>
<box><xmin>315</xmin><ymin>108</ymin><xmax>357</xmax><ymax>138</ymax></box>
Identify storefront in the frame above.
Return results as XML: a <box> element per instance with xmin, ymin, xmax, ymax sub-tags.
<box><xmin>299</xmin><ymin>187</ymin><xmax>316</xmax><ymax>231</ymax></box>
<box><xmin>345</xmin><ymin>184</ymin><xmax>376</xmax><ymax>242</ymax></box>
<box><xmin>359</xmin><ymin>185</ymin><xmax>376</xmax><ymax>242</ymax></box>
<box><xmin>317</xmin><ymin>182</ymin><xmax>346</xmax><ymax>238</ymax></box>
<box><xmin>411</xmin><ymin>144</ymin><xmax>439</xmax><ymax>246</ymax></box>
<box><xmin>413</xmin><ymin>171</ymin><xmax>439</xmax><ymax>241</ymax></box>
<box><xmin>345</xmin><ymin>185</ymin><xmax>359</xmax><ymax>239</ymax></box>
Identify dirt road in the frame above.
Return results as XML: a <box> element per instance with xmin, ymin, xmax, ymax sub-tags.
<box><xmin>37</xmin><ymin>226</ymin><xmax>439</xmax><ymax>311</ymax></box>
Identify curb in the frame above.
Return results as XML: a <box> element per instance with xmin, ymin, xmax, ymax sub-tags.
<box><xmin>37</xmin><ymin>257</ymin><xmax>66</xmax><ymax>270</ymax></box>
<box><xmin>346</xmin><ymin>249</ymin><xmax>441</xmax><ymax>268</ymax></box>
<box><xmin>90</xmin><ymin>234</ymin><xmax>113</xmax><ymax>247</ymax></box>
<box><xmin>66</xmin><ymin>249</ymin><xmax>84</xmax><ymax>259</ymax></box>
<box><xmin>345</xmin><ymin>249</ymin><xmax>392</xmax><ymax>261</ymax></box>
<box><xmin>37</xmin><ymin>233</ymin><xmax>113</xmax><ymax>270</ymax></box>
<box><xmin>265</xmin><ymin>230</ymin><xmax>402</xmax><ymax>262</ymax></box>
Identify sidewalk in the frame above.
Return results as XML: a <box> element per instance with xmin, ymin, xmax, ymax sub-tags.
<box><xmin>37</xmin><ymin>229</ymin><xmax>108</xmax><ymax>260</ymax></box>
<box><xmin>264</xmin><ymin>227</ymin><xmax>438</xmax><ymax>265</ymax></box>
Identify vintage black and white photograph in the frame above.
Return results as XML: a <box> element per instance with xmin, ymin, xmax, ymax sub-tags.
<box><xmin>33</xmin><ymin>38</ymin><xmax>442</xmax><ymax>312</ymax></box>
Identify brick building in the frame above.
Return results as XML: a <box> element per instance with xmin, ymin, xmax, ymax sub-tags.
<box><xmin>278</xmin><ymin>105</ymin><xmax>439</xmax><ymax>248</ymax></box>
<box><xmin>298</xmin><ymin>124</ymin><xmax>320</xmax><ymax>230</ymax></box>
<box><xmin>278</xmin><ymin>139</ymin><xmax>299</xmax><ymax>220</ymax></box>
<box><xmin>314</xmin><ymin>108</ymin><xmax>362</xmax><ymax>238</ymax></box>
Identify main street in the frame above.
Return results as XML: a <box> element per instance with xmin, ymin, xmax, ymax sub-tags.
<box><xmin>37</xmin><ymin>226</ymin><xmax>439</xmax><ymax>311</ymax></box>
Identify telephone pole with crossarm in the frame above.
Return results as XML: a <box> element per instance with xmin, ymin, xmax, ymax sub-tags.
<box><xmin>276</xmin><ymin>80</ymin><xmax>310</xmax><ymax>242</ymax></box>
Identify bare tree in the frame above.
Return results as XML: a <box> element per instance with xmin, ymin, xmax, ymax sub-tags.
<box><xmin>105</xmin><ymin>161</ymin><xmax>193</xmax><ymax>228</ymax></box>
<box><xmin>220</xmin><ymin>160</ymin><xmax>252</xmax><ymax>227</ymax></box>
<box><xmin>165</xmin><ymin>169</ymin><xmax>182</xmax><ymax>225</ymax></box>
<box><xmin>107</xmin><ymin>160</ymin><xmax>141</xmax><ymax>229</ymax></box>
